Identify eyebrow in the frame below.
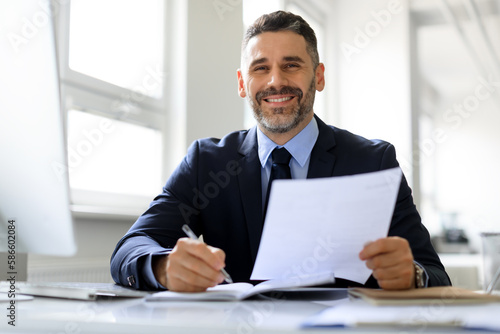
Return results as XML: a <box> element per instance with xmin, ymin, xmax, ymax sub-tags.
<box><xmin>248</xmin><ymin>56</ymin><xmax>306</xmax><ymax>69</ymax></box>
<box><xmin>283</xmin><ymin>56</ymin><xmax>306</xmax><ymax>63</ymax></box>
<box><xmin>249</xmin><ymin>57</ymin><xmax>268</xmax><ymax>69</ymax></box>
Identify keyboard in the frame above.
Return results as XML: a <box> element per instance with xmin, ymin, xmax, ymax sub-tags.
<box><xmin>1</xmin><ymin>281</ymin><xmax>151</xmax><ymax>301</ymax></box>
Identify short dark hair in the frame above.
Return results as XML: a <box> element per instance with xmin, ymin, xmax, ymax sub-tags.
<box><xmin>242</xmin><ymin>11</ymin><xmax>319</xmax><ymax>69</ymax></box>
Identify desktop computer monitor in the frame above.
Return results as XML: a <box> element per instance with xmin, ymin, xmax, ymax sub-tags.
<box><xmin>0</xmin><ymin>0</ymin><xmax>77</xmax><ymax>279</ymax></box>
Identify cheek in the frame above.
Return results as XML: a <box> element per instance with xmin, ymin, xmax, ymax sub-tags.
<box><xmin>245</xmin><ymin>81</ymin><xmax>258</xmax><ymax>98</ymax></box>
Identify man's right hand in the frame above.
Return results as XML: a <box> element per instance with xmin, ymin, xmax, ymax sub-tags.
<box><xmin>153</xmin><ymin>238</ymin><xmax>226</xmax><ymax>292</ymax></box>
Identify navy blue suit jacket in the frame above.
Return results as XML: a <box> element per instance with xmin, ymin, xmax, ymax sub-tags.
<box><xmin>111</xmin><ymin>116</ymin><xmax>450</xmax><ymax>290</ymax></box>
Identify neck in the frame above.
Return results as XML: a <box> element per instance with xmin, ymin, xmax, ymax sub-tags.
<box><xmin>260</xmin><ymin>113</ymin><xmax>314</xmax><ymax>146</ymax></box>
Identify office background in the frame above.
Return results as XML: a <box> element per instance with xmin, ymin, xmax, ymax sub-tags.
<box><xmin>26</xmin><ymin>0</ymin><xmax>500</xmax><ymax>289</ymax></box>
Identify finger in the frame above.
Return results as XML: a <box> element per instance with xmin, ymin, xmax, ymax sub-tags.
<box><xmin>372</xmin><ymin>262</ymin><xmax>414</xmax><ymax>282</ymax></box>
<box><xmin>377</xmin><ymin>276</ymin><xmax>414</xmax><ymax>290</ymax></box>
<box><xmin>361</xmin><ymin>237</ymin><xmax>415</xmax><ymax>290</ymax></box>
<box><xmin>364</xmin><ymin>249</ymin><xmax>413</xmax><ymax>270</ymax></box>
<box><xmin>180</xmin><ymin>238</ymin><xmax>226</xmax><ymax>271</ymax></box>
<box><xmin>166</xmin><ymin>252</ymin><xmax>224</xmax><ymax>292</ymax></box>
<box><xmin>166</xmin><ymin>239</ymin><xmax>225</xmax><ymax>292</ymax></box>
<box><xmin>370</xmin><ymin>257</ymin><xmax>415</xmax><ymax>291</ymax></box>
<box><xmin>178</xmin><ymin>253</ymin><xmax>225</xmax><ymax>282</ymax></box>
<box><xmin>359</xmin><ymin>238</ymin><xmax>395</xmax><ymax>260</ymax></box>
<box><xmin>207</xmin><ymin>245</ymin><xmax>227</xmax><ymax>266</ymax></box>
<box><xmin>167</xmin><ymin>261</ymin><xmax>224</xmax><ymax>292</ymax></box>
<box><xmin>359</xmin><ymin>236</ymin><xmax>409</xmax><ymax>260</ymax></box>
<box><xmin>359</xmin><ymin>239</ymin><xmax>383</xmax><ymax>260</ymax></box>
<box><xmin>173</xmin><ymin>240</ymin><xmax>224</xmax><ymax>278</ymax></box>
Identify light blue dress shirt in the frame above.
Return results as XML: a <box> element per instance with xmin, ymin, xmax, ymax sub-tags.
<box><xmin>257</xmin><ymin>117</ymin><xmax>319</xmax><ymax>208</ymax></box>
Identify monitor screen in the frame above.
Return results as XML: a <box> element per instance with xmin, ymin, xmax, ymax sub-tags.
<box><xmin>0</xmin><ymin>1</ymin><xmax>77</xmax><ymax>259</ymax></box>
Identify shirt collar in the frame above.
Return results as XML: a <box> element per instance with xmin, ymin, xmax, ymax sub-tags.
<box><xmin>257</xmin><ymin>116</ymin><xmax>319</xmax><ymax>168</ymax></box>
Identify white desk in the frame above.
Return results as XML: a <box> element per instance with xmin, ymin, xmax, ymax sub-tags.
<box><xmin>0</xmin><ymin>291</ymin><xmax>496</xmax><ymax>334</ymax></box>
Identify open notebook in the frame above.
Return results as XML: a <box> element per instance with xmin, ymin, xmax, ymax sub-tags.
<box><xmin>146</xmin><ymin>272</ymin><xmax>335</xmax><ymax>301</ymax></box>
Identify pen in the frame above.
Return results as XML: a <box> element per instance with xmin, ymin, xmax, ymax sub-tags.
<box><xmin>181</xmin><ymin>224</ymin><xmax>233</xmax><ymax>284</ymax></box>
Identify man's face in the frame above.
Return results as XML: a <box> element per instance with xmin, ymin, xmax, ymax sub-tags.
<box><xmin>238</xmin><ymin>31</ymin><xmax>325</xmax><ymax>134</ymax></box>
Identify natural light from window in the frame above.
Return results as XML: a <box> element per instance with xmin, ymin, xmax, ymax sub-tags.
<box><xmin>69</xmin><ymin>0</ymin><xmax>164</xmax><ymax>98</ymax></box>
<box><xmin>67</xmin><ymin>110</ymin><xmax>162</xmax><ymax>197</ymax></box>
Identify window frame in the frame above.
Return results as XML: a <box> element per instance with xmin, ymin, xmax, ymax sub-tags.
<box><xmin>55</xmin><ymin>0</ymin><xmax>166</xmax><ymax>126</ymax></box>
<box><xmin>53</xmin><ymin>0</ymin><xmax>168</xmax><ymax>217</ymax></box>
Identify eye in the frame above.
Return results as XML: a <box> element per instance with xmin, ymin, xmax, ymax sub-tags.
<box><xmin>252</xmin><ymin>65</ymin><xmax>268</xmax><ymax>72</ymax></box>
<box><xmin>284</xmin><ymin>63</ymin><xmax>300</xmax><ymax>70</ymax></box>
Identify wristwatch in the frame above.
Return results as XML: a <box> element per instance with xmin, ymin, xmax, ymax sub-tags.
<box><xmin>414</xmin><ymin>262</ymin><xmax>426</xmax><ymax>289</ymax></box>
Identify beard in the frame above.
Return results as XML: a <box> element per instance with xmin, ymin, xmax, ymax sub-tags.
<box><xmin>248</xmin><ymin>77</ymin><xmax>317</xmax><ymax>134</ymax></box>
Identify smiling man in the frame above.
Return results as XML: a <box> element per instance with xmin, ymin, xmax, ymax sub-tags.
<box><xmin>111</xmin><ymin>11</ymin><xmax>451</xmax><ymax>292</ymax></box>
<box><xmin>238</xmin><ymin>30</ymin><xmax>323</xmax><ymax>144</ymax></box>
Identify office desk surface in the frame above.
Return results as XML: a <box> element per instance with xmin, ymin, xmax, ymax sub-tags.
<box><xmin>0</xmin><ymin>292</ymin><xmax>494</xmax><ymax>334</ymax></box>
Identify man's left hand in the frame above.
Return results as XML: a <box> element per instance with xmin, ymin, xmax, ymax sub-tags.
<box><xmin>359</xmin><ymin>236</ymin><xmax>415</xmax><ymax>290</ymax></box>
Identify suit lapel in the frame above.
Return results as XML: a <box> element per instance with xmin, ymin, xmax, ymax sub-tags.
<box><xmin>237</xmin><ymin>127</ymin><xmax>263</xmax><ymax>262</ymax></box>
<box><xmin>307</xmin><ymin>115</ymin><xmax>337</xmax><ymax>178</ymax></box>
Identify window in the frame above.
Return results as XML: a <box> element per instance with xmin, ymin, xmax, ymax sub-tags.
<box><xmin>66</xmin><ymin>110</ymin><xmax>162</xmax><ymax>197</ymax></box>
<box><xmin>411</xmin><ymin>1</ymin><xmax>500</xmax><ymax>244</ymax></box>
<box><xmin>68</xmin><ymin>0</ymin><xmax>164</xmax><ymax>98</ymax></box>
<box><xmin>55</xmin><ymin>0</ymin><xmax>166</xmax><ymax>215</ymax></box>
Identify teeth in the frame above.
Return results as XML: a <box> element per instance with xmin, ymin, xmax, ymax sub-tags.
<box><xmin>266</xmin><ymin>96</ymin><xmax>293</xmax><ymax>103</ymax></box>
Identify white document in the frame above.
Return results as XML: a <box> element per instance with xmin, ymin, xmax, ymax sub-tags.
<box><xmin>303</xmin><ymin>300</ymin><xmax>500</xmax><ymax>331</ymax></box>
<box><xmin>250</xmin><ymin>167</ymin><xmax>402</xmax><ymax>283</ymax></box>
<box><xmin>146</xmin><ymin>272</ymin><xmax>335</xmax><ymax>301</ymax></box>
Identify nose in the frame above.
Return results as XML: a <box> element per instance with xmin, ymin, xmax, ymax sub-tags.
<box><xmin>267</xmin><ymin>68</ymin><xmax>288</xmax><ymax>88</ymax></box>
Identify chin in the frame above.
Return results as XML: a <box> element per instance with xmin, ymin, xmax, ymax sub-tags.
<box><xmin>261</xmin><ymin>117</ymin><xmax>298</xmax><ymax>133</ymax></box>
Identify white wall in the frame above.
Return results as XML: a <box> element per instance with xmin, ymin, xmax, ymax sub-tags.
<box><xmin>415</xmin><ymin>6</ymin><xmax>500</xmax><ymax>250</ymax></box>
<box><xmin>431</xmin><ymin>90</ymin><xmax>500</xmax><ymax>251</ymax></box>
<box><xmin>185</xmin><ymin>1</ymin><xmax>245</xmax><ymax>145</ymax></box>
<box><xmin>163</xmin><ymin>0</ymin><xmax>245</xmax><ymax>177</ymax></box>
<box><xmin>334</xmin><ymin>0</ymin><xmax>414</xmax><ymax>183</ymax></box>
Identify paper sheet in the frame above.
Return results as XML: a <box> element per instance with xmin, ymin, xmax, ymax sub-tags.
<box><xmin>302</xmin><ymin>299</ymin><xmax>500</xmax><ymax>331</ymax></box>
<box><xmin>250</xmin><ymin>167</ymin><xmax>402</xmax><ymax>283</ymax></box>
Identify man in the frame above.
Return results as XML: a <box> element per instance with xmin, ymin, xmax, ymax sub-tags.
<box><xmin>111</xmin><ymin>11</ymin><xmax>450</xmax><ymax>292</ymax></box>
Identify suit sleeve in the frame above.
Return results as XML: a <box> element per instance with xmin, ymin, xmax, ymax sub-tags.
<box><xmin>375</xmin><ymin>143</ymin><xmax>451</xmax><ymax>287</ymax></box>
<box><xmin>110</xmin><ymin>141</ymin><xmax>204</xmax><ymax>290</ymax></box>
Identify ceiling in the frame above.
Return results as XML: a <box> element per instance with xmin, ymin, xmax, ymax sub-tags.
<box><xmin>411</xmin><ymin>0</ymin><xmax>500</xmax><ymax>101</ymax></box>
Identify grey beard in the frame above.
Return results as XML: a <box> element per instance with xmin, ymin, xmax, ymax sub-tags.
<box><xmin>249</xmin><ymin>78</ymin><xmax>316</xmax><ymax>134</ymax></box>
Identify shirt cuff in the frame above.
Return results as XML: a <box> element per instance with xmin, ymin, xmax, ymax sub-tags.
<box><xmin>140</xmin><ymin>251</ymin><xmax>170</xmax><ymax>290</ymax></box>
<box><xmin>414</xmin><ymin>260</ymin><xmax>429</xmax><ymax>288</ymax></box>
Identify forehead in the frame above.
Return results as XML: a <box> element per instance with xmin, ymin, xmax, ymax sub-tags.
<box><xmin>243</xmin><ymin>31</ymin><xmax>310</xmax><ymax>66</ymax></box>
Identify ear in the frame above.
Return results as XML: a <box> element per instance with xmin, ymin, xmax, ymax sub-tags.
<box><xmin>315</xmin><ymin>63</ymin><xmax>325</xmax><ymax>92</ymax></box>
<box><xmin>237</xmin><ymin>69</ymin><xmax>246</xmax><ymax>98</ymax></box>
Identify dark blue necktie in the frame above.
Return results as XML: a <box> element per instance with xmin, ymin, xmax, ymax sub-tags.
<box><xmin>263</xmin><ymin>147</ymin><xmax>292</xmax><ymax>218</ymax></box>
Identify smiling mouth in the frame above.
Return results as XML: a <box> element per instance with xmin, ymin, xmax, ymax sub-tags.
<box><xmin>264</xmin><ymin>96</ymin><xmax>294</xmax><ymax>103</ymax></box>
<box><xmin>256</xmin><ymin>87</ymin><xmax>303</xmax><ymax>106</ymax></box>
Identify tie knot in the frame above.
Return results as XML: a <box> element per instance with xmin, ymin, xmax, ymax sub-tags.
<box><xmin>272</xmin><ymin>147</ymin><xmax>292</xmax><ymax>165</ymax></box>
